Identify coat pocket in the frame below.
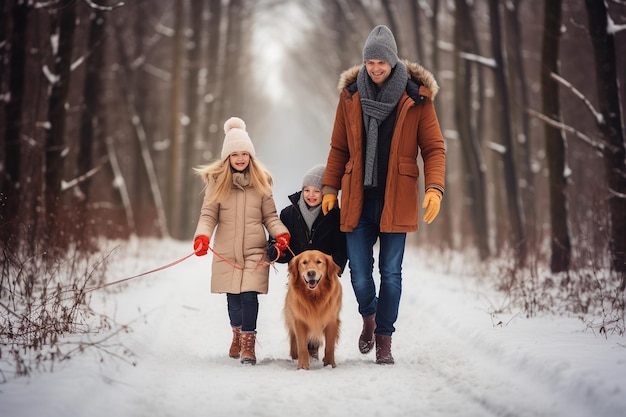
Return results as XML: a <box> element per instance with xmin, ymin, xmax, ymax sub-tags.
<box><xmin>395</xmin><ymin>160</ymin><xmax>419</xmax><ymax>226</ymax></box>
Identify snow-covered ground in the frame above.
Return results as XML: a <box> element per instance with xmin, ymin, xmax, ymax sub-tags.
<box><xmin>1</xmin><ymin>238</ymin><xmax>624</xmax><ymax>417</ymax></box>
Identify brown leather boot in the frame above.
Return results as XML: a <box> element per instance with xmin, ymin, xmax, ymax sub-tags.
<box><xmin>375</xmin><ymin>334</ymin><xmax>394</xmax><ymax>365</ymax></box>
<box><xmin>229</xmin><ymin>327</ymin><xmax>241</xmax><ymax>359</ymax></box>
<box><xmin>359</xmin><ymin>314</ymin><xmax>376</xmax><ymax>354</ymax></box>
<box><xmin>240</xmin><ymin>332</ymin><xmax>257</xmax><ymax>365</ymax></box>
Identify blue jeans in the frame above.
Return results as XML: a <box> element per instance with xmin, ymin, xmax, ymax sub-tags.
<box><xmin>346</xmin><ymin>199</ymin><xmax>406</xmax><ymax>336</ymax></box>
<box><xmin>226</xmin><ymin>292</ymin><xmax>259</xmax><ymax>332</ymax></box>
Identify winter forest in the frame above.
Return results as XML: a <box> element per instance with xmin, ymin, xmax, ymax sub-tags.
<box><xmin>1</xmin><ymin>0</ymin><xmax>625</xmax><ymax>386</ymax></box>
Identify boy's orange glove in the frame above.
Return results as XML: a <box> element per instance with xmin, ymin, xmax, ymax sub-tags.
<box><xmin>322</xmin><ymin>194</ymin><xmax>338</xmax><ymax>215</ymax></box>
<box><xmin>422</xmin><ymin>190</ymin><xmax>442</xmax><ymax>224</ymax></box>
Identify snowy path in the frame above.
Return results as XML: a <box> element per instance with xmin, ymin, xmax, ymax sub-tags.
<box><xmin>2</xmin><ymin>239</ymin><xmax>624</xmax><ymax>417</ymax></box>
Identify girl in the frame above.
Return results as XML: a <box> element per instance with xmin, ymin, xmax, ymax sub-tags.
<box><xmin>193</xmin><ymin>117</ymin><xmax>290</xmax><ymax>365</ymax></box>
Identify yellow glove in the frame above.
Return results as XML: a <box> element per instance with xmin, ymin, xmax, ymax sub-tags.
<box><xmin>322</xmin><ymin>194</ymin><xmax>338</xmax><ymax>215</ymax></box>
<box><xmin>422</xmin><ymin>189</ymin><xmax>442</xmax><ymax>224</ymax></box>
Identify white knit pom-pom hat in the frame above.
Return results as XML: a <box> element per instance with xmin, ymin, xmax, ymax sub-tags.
<box><xmin>220</xmin><ymin>116</ymin><xmax>256</xmax><ymax>159</ymax></box>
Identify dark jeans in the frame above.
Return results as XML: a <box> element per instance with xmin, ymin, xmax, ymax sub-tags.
<box><xmin>346</xmin><ymin>199</ymin><xmax>406</xmax><ymax>336</ymax></box>
<box><xmin>226</xmin><ymin>291</ymin><xmax>259</xmax><ymax>332</ymax></box>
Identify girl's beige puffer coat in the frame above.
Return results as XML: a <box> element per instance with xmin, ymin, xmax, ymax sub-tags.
<box><xmin>194</xmin><ymin>173</ymin><xmax>288</xmax><ymax>294</ymax></box>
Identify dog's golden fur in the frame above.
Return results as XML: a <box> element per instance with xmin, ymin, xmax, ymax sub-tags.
<box><xmin>285</xmin><ymin>250</ymin><xmax>342</xmax><ymax>370</ymax></box>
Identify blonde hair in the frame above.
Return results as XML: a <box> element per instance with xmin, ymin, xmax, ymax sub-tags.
<box><xmin>194</xmin><ymin>156</ymin><xmax>274</xmax><ymax>205</ymax></box>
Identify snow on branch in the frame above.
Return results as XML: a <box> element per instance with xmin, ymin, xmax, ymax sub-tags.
<box><xmin>61</xmin><ymin>156</ymin><xmax>109</xmax><ymax>192</ymax></box>
<box><xmin>459</xmin><ymin>52</ymin><xmax>497</xmax><ymax>69</ymax></box>
<box><xmin>550</xmin><ymin>72</ymin><xmax>604</xmax><ymax>125</ymax></box>
<box><xmin>83</xmin><ymin>0</ymin><xmax>125</xmax><ymax>11</ymax></box>
<box><xmin>34</xmin><ymin>1</ymin><xmax>63</xmax><ymax>9</ymax></box>
<box><xmin>418</xmin><ymin>0</ymin><xmax>434</xmax><ymax>18</ymax></box>
<box><xmin>42</xmin><ymin>65</ymin><xmax>60</xmax><ymax>85</ymax></box>
<box><xmin>526</xmin><ymin>108</ymin><xmax>618</xmax><ymax>154</ymax></box>
<box><xmin>608</xmin><ymin>14</ymin><xmax>626</xmax><ymax>35</ymax></box>
<box><xmin>608</xmin><ymin>186</ymin><xmax>626</xmax><ymax>199</ymax></box>
<box><xmin>436</xmin><ymin>41</ymin><xmax>496</xmax><ymax>68</ymax></box>
<box><xmin>487</xmin><ymin>141</ymin><xmax>507</xmax><ymax>154</ymax></box>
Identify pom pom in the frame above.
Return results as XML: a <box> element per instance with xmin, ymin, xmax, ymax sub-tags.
<box><xmin>224</xmin><ymin>117</ymin><xmax>246</xmax><ymax>134</ymax></box>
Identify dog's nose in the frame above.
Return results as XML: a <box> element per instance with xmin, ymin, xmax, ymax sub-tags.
<box><xmin>307</xmin><ymin>270</ymin><xmax>316</xmax><ymax>279</ymax></box>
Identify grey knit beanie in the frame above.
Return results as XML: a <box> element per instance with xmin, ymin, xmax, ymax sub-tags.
<box><xmin>362</xmin><ymin>25</ymin><xmax>399</xmax><ymax>67</ymax></box>
<box><xmin>302</xmin><ymin>164</ymin><xmax>325</xmax><ymax>190</ymax></box>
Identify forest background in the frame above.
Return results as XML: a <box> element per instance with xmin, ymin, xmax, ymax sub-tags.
<box><xmin>0</xmin><ymin>0</ymin><xmax>625</xmax><ymax>377</ymax></box>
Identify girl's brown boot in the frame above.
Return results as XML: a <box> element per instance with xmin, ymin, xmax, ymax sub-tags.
<box><xmin>229</xmin><ymin>327</ymin><xmax>241</xmax><ymax>359</ymax></box>
<box><xmin>240</xmin><ymin>332</ymin><xmax>257</xmax><ymax>365</ymax></box>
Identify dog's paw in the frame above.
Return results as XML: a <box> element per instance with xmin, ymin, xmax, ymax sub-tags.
<box><xmin>323</xmin><ymin>358</ymin><xmax>337</xmax><ymax>368</ymax></box>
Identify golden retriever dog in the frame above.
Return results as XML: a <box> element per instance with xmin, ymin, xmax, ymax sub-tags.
<box><xmin>285</xmin><ymin>250</ymin><xmax>342</xmax><ymax>370</ymax></box>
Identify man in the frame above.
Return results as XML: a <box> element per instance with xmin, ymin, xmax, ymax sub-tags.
<box><xmin>321</xmin><ymin>25</ymin><xmax>446</xmax><ymax>364</ymax></box>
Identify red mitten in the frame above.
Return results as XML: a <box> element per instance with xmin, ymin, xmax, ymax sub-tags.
<box><xmin>275</xmin><ymin>233</ymin><xmax>290</xmax><ymax>251</ymax></box>
<box><xmin>194</xmin><ymin>235</ymin><xmax>209</xmax><ymax>256</ymax></box>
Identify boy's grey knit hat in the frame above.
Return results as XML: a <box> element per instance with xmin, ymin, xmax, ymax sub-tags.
<box><xmin>362</xmin><ymin>25</ymin><xmax>399</xmax><ymax>68</ymax></box>
<box><xmin>302</xmin><ymin>164</ymin><xmax>326</xmax><ymax>190</ymax></box>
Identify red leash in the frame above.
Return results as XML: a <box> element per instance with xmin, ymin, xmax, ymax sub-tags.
<box><xmin>85</xmin><ymin>243</ymin><xmax>287</xmax><ymax>293</ymax></box>
<box><xmin>84</xmin><ymin>250</ymin><xmax>197</xmax><ymax>293</ymax></box>
<box><xmin>209</xmin><ymin>245</ymin><xmax>245</xmax><ymax>270</ymax></box>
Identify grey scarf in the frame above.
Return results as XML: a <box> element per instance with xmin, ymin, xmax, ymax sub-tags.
<box><xmin>298</xmin><ymin>194</ymin><xmax>321</xmax><ymax>232</ymax></box>
<box><xmin>357</xmin><ymin>62</ymin><xmax>408</xmax><ymax>187</ymax></box>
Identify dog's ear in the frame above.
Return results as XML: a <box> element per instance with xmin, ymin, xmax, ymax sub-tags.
<box><xmin>287</xmin><ymin>255</ymin><xmax>299</xmax><ymax>281</ymax></box>
<box><xmin>325</xmin><ymin>254</ymin><xmax>340</xmax><ymax>279</ymax></box>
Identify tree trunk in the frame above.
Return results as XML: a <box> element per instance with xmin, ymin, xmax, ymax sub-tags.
<box><xmin>221</xmin><ymin>0</ymin><xmax>244</xmax><ymax>121</ymax></box>
<box><xmin>408</xmin><ymin>1</ymin><xmax>423</xmax><ymax>67</ymax></box>
<box><xmin>488</xmin><ymin>0</ymin><xmax>526</xmax><ymax>265</ymax></box>
<box><xmin>504</xmin><ymin>0</ymin><xmax>535</xmax><ymax>244</ymax></box>
<box><xmin>167</xmin><ymin>0</ymin><xmax>185</xmax><ymax>238</ymax></box>
<box><xmin>541</xmin><ymin>0</ymin><xmax>570</xmax><ymax>273</ymax></box>
<box><xmin>201</xmin><ymin>0</ymin><xmax>224</xmax><ymax>161</ymax></box>
<box><xmin>0</xmin><ymin>1</ymin><xmax>30</xmax><ymax>248</ymax></box>
<box><xmin>132</xmin><ymin>1</ymin><xmax>157</xmax><ymax>236</ymax></box>
<box><xmin>76</xmin><ymin>8</ymin><xmax>107</xmax><ymax>251</ymax></box>
<box><xmin>584</xmin><ymin>0</ymin><xmax>626</xmax><ymax>279</ymax></box>
<box><xmin>43</xmin><ymin>0</ymin><xmax>77</xmax><ymax>252</ymax></box>
<box><xmin>181</xmin><ymin>0</ymin><xmax>205</xmax><ymax>238</ymax></box>
<box><xmin>453</xmin><ymin>0</ymin><xmax>489</xmax><ymax>259</ymax></box>
<box><xmin>114</xmin><ymin>20</ymin><xmax>169</xmax><ymax>238</ymax></box>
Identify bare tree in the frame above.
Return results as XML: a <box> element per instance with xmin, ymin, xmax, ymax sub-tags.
<box><xmin>201</xmin><ymin>0</ymin><xmax>224</xmax><ymax>161</ymax></box>
<box><xmin>221</xmin><ymin>0</ymin><xmax>245</xmax><ymax>120</ymax></box>
<box><xmin>114</xmin><ymin>16</ymin><xmax>169</xmax><ymax>238</ymax></box>
<box><xmin>75</xmin><ymin>7</ymin><xmax>108</xmax><ymax>251</ymax></box>
<box><xmin>43</xmin><ymin>0</ymin><xmax>78</xmax><ymax>253</ymax></box>
<box><xmin>166</xmin><ymin>0</ymin><xmax>185</xmax><ymax>238</ymax></box>
<box><xmin>0</xmin><ymin>0</ymin><xmax>31</xmax><ymax>248</ymax></box>
<box><xmin>503</xmin><ymin>0</ymin><xmax>535</xmax><ymax>244</ymax></box>
<box><xmin>453</xmin><ymin>0</ymin><xmax>489</xmax><ymax>260</ymax></box>
<box><xmin>131</xmin><ymin>1</ymin><xmax>159</xmax><ymax>236</ymax></box>
<box><xmin>488</xmin><ymin>0</ymin><xmax>526</xmax><ymax>265</ymax></box>
<box><xmin>180</xmin><ymin>0</ymin><xmax>206</xmax><ymax>238</ymax></box>
<box><xmin>584</xmin><ymin>0</ymin><xmax>626</xmax><ymax>280</ymax></box>
<box><xmin>541</xmin><ymin>0</ymin><xmax>571</xmax><ymax>273</ymax></box>
<box><xmin>408</xmin><ymin>1</ymin><xmax>424</xmax><ymax>65</ymax></box>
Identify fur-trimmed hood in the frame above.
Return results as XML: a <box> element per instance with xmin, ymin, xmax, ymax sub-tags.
<box><xmin>337</xmin><ymin>59</ymin><xmax>439</xmax><ymax>100</ymax></box>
